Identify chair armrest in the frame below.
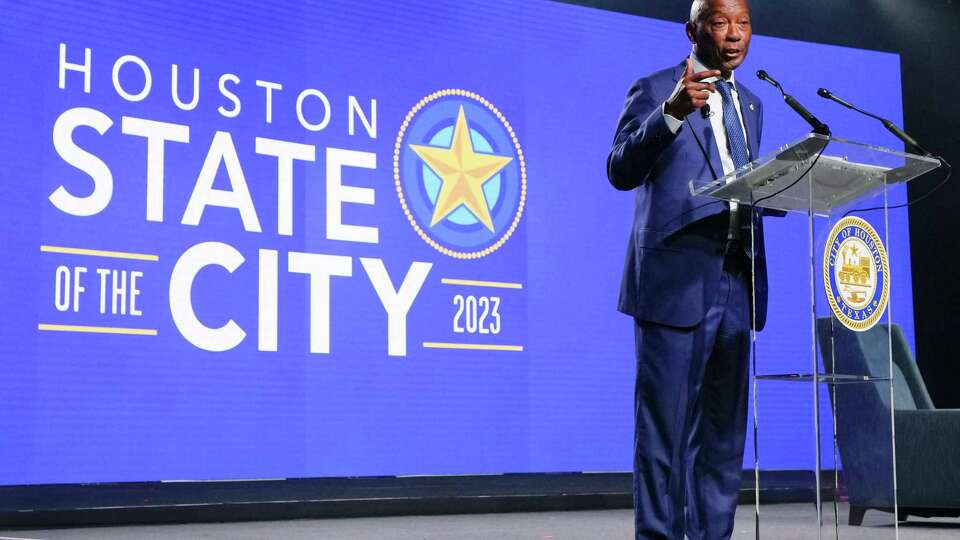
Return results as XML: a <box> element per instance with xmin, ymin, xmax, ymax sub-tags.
<box><xmin>894</xmin><ymin>409</ymin><xmax>960</xmax><ymax>507</ymax></box>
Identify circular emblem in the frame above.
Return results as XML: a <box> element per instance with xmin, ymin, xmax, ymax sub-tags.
<box><xmin>394</xmin><ymin>89</ymin><xmax>526</xmax><ymax>259</ymax></box>
<box><xmin>823</xmin><ymin>217</ymin><xmax>890</xmax><ymax>331</ymax></box>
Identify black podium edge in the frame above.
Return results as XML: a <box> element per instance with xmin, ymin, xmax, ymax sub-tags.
<box><xmin>0</xmin><ymin>470</ymin><xmax>834</xmax><ymax>528</ymax></box>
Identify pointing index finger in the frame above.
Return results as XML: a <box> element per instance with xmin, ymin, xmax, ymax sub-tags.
<box><xmin>689</xmin><ymin>69</ymin><xmax>722</xmax><ymax>83</ymax></box>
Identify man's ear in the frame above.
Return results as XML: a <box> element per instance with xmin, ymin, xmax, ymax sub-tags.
<box><xmin>685</xmin><ymin>21</ymin><xmax>697</xmax><ymax>44</ymax></box>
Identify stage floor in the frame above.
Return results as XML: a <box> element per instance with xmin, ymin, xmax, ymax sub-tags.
<box><xmin>1</xmin><ymin>503</ymin><xmax>959</xmax><ymax>539</ymax></box>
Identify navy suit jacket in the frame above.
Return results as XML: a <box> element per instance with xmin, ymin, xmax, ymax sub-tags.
<box><xmin>607</xmin><ymin>61</ymin><xmax>771</xmax><ymax>330</ymax></box>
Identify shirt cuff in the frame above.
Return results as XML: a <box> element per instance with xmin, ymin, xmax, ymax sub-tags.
<box><xmin>661</xmin><ymin>103</ymin><xmax>683</xmax><ymax>134</ymax></box>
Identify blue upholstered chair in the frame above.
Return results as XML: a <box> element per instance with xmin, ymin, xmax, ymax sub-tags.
<box><xmin>816</xmin><ymin>318</ymin><xmax>960</xmax><ymax>525</ymax></box>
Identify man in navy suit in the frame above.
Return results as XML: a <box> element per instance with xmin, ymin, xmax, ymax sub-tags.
<box><xmin>607</xmin><ymin>1</ymin><xmax>767</xmax><ymax>538</ymax></box>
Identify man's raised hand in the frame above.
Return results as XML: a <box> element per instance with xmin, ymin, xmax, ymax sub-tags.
<box><xmin>664</xmin><ymin>58</ymin><xmax>721</xmax><ymax>120</ymax></box>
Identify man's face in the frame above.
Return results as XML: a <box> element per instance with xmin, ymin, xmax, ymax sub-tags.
<box><xmin>687</xmin><ymin>0</ymin><xmax>752</xmax><ymax>76</ymax></box>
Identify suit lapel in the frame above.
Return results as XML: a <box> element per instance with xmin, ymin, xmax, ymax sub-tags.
<box><xmin>672</xmin><ymin>61</ymin><xmax>725</xmax><ymax>180</ymax></box>
<box><xmin>685</xmin><ymin>107</ymin><xmax>725</xmax><ymax>180</ymax></box>
<box><xmin>736</xmin><ymin>85</ymin><xmax>761</xmax><ymax>160</ymax></box>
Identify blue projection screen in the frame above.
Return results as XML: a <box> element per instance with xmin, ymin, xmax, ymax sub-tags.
<box><xmin>0</xmin><ymin>0</ymin><xmax>911</xmax><ymax>484</ymax></box>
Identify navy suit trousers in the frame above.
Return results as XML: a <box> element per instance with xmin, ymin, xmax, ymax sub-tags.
<box><xmin>633</xmin><ymin>245</ymin><xmax>751</xmax><ymax>540</ymax></box>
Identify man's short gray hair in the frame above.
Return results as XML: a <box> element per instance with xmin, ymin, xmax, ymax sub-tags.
<box><xmin>689</xmin><ymin>0</ymin><xmax>709</xmax><ymax>23</ymax></box>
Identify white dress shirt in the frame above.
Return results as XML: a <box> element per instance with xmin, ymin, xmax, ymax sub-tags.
<box><xmin>662</xmin><ymin>53</ymin><xmax>750</xmax><ymax>211</ymax></box>
<box><xmin>662</xmin><ymin>53</ymin><xmax>750</xmax><ymax>175</ymax></box>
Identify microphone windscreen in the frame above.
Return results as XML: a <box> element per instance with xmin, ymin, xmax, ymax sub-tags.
<box><xmin>817</xmin><ymin>88</ymin><xmax>831</xmax><ymax>98</ymax></box>
<box><xmin>756</xmin><ymin>69</ymin><xmax>768</xmax><ymax>81</ymax></box>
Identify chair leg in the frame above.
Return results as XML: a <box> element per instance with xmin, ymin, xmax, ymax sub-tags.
<box><xmin>849</xmin><ymin>505</ymin><xmax>867</xmax><ymax>526</ymax></box>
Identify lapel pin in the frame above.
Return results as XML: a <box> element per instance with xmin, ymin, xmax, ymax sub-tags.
<box><xmin>749</xmin><ymin>103</ymin><xmax>756</xmax><ymax>111</ymax></box>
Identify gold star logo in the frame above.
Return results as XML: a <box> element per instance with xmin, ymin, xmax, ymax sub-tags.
<box><xmin>409</xmin><ymin>106</ymin><xmax>513</xmax><ymax>232</ymax></box>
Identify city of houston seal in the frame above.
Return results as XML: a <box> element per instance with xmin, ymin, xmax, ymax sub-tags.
<box><xmin>823</xmin><ymin>216</ymin><xmax>890</xmax><ymax>331</ymax></box>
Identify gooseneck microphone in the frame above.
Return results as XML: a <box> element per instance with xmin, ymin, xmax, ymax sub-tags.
<box><xmin>756</xmin><ymin>70</ymin><xmax>830</xmax><ymax>136</ymax></box>
<box><xmin>816</xmin><ymin>87</ymin><xmax>951</xmax><ymax>216</ymax></box>
<box><xmin>817</xmin><ymin>87</ymin><xmax>930</xmax><ymax>156</ymax></box>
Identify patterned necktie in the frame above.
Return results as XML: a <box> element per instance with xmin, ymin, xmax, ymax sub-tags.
<box><xmin>716</xmin><ymin>80</ymin><xmax>749</xmax><ymax>169</ymax></box>
<box><xmin>716</xmin><ymin>79</ymin><xmax>750</xmax><ymax>246</ymax></box>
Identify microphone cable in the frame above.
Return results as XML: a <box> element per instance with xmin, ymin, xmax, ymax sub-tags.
<box><xmin>751</xmin><ymin>141</ymin><xmax>829</xmax><ymax>209</ymax></box>
<box><xmin>814</xmin><ymin>87</ymin><xmax>953</xmax><ymax>217</ymax></box>
<box><xmin>842</xmin><ymin>156</ymin><xmax>952</xmax><ymax>217</ymax></box>
<box><xmin>749</xmin><ymin>68</ymin><xmax>832</xmax><ymax>211</ymax></box>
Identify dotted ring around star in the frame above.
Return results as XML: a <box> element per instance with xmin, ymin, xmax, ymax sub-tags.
<box><xmin>394</xmin><ymin>89</ymin><xmax>527</xmax><ymax>259</ymax></box>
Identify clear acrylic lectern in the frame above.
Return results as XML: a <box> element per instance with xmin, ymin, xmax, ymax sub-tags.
<box><xmin>691</xmin><ymin>133</ymin><xmax>941</xmax><ymax>539</ymax></box>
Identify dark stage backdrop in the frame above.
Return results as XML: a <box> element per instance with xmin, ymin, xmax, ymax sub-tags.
<box><xmin>562</xmin><ymin>0</ymin><xmax>960</xmax><ymax>409</ymax></box>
